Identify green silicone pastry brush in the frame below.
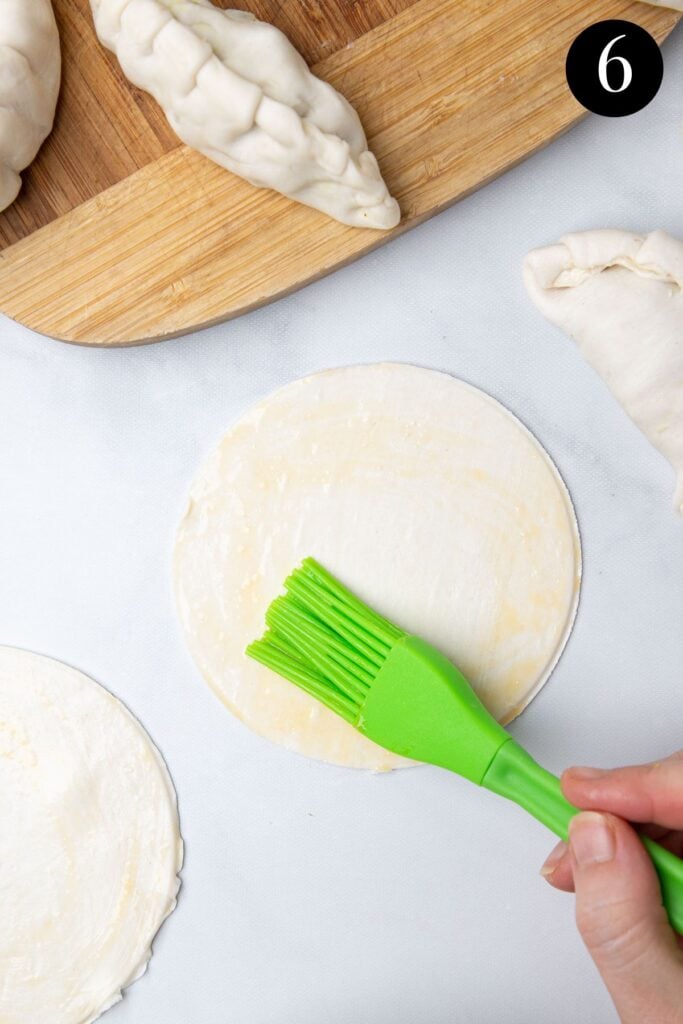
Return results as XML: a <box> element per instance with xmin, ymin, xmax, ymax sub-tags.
<box><xmin>247</xmin><ymin>557</ymin><xmax>683</xmax><ymax>934</ymax></box>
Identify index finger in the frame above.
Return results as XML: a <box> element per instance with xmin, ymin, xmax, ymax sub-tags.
<box><xmin>561</xmin><ymin>750</ymin><xmax>683</xmax><ymax>830</ymax></box>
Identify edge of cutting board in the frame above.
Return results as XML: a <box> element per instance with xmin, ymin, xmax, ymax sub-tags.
<box><xmin>0</xmin><ymin>0</ymin><xmax>678</xmax><ymax>346</ymax></box>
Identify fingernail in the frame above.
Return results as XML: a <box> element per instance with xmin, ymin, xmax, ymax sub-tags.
<box><xmin>540</xmin><ymin>840</ymin><xmax>567</xmax><ymax>878</ymax></box>
<box><xmin>567</xmin><ymin>766</ymin><xmax>606</xmax><ymax>781</ymax></box>
<box><xmin>569</xmin><ymin>812</ymin><xmax>615</xmax><ymax>866</ymax></box>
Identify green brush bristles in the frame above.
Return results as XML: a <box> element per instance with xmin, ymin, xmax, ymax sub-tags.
<box><xmin>246</xmin><ymin>558</ymin><xmax>405</xmax><ymax>724</ymax></box>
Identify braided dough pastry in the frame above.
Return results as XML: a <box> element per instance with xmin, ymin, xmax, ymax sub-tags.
<box><xmin>524</xmin><ymin>229</ymin><xmax>683</xmax><ymax>515</ymax></box>
<box><xmin>0</xmin><ymin>0</ymin><xmax>61</xmax><ymax>212</ymax></box>
<box><xmin>0</xmin><ymin>647</ymin><xmax>182</xmax><ymax>1024</ymax></box>
<box><xmin>89</xmin><ymin>0</ymin><xmax>399</xmax><ymax>229</ymax></box>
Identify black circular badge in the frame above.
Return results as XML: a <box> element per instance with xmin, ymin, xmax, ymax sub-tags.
<box><xmin>566</xmin><ymin>20</ymin><xmax>663</xmax><ymax>117</ymax></box>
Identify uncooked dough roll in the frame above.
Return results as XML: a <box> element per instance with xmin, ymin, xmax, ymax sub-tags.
<box><xmin>0</xmin><ymin>647</ymin><xmax>182</xmax><ymax>1024</ymax></box>
<box><xmin>0</xmin><ymin>0</ymin><xmax>61</xmax><ymax>212</ymax></box>
<box><xmin>524</xmin><ymin>229</ymin><xmax>683</xmax><ymax>515</ymax></box>
<box><xmin>174</xmin><ymin>363</ymin><xmax>581</xmax><ymax>770</ymax></box>
<box><xmin>89</xmin><ymin>0</ymin><xmax>399</xmax><ymax>229</ymax></box>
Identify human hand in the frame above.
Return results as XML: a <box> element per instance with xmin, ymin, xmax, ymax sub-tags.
<box><xmin>540</xmin><ymin>751</ymin><xmax>683</xmax><ymax>1024</ymax></box>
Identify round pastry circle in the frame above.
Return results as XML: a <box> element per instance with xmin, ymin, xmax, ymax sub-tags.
<box><xmin>0</xmin><ymin>646</ymin><xmax>182</xmax><ymax>1024</ymax></box>
<box><xmin>175</xmin><ymin>363</ymin><xmax>581</xmax><ymax>770</ymax></box>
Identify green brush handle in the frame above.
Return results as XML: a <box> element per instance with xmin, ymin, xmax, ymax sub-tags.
<box><xmin>483</xmin><ymin>739</ymin><xmax>683</xmax><ymax>935</ymax></box>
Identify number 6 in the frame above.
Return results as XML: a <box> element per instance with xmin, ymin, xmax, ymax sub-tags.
<box><xmin>598</xmin><ymin>34</ymin><xmax>633</xmax><ymax>93</ymax></box>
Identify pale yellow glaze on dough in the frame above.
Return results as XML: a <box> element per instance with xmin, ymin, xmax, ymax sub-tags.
<box><xmin>174</xmin><ymin>364</ymin><xmax>581</xmax><ymax>769</ymax></box>
<box><xmin>0</xmin><ymin>647</ymin><xmax>182</xmax><ymax>1024</ymax></box>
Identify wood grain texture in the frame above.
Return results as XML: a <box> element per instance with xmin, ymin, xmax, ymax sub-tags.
<box><xmin>0</xmin><ymin>0</ymin><xmax>419</xmax><ymax>243</ymax></box>
<box><xmin>0</xmin><ymin>0</ymin><xmax>678</xmax><ymax>344</ymax></box>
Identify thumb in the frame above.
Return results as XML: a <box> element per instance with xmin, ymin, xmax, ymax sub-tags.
<box><xmin>569</xmin><ymin>811</ymin><xmax>683</xmax><ymax>1024</ymax></box>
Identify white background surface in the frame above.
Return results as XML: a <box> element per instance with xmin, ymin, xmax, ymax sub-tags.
<box><xmin>1</xmin><ymin>24</ymin><xmax>682</xmax><ymax>1024</ymax></box>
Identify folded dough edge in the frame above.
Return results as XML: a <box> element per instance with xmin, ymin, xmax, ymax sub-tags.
<box><xmin>523</xmin><ymin>228</ymin><xmax>683</xmax><ymax>515</ymax></box>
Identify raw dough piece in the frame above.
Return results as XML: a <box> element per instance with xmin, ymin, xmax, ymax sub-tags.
<box><xmin>89</xmin><ymin>0</ymin><xmax>399</xmax><ymax>229</ymax></box>
<box><xmin>174</xmin><ymin>364</ymin><xmax>581</xmax><ymax>770</ymax></box>
<box><xmin>0</xmin><ymin>646</ymin><xmax>182</xmax><ymax>1024</ymax></box>
<box><xmin>0</xmin><ymin>0</ymin><xmax>61</xmax><ymax>212</ymax></box>
<box><xmin>524</xmin><ymin>229</ymin><xmax>683</xmax><ymax>514</ymax></box>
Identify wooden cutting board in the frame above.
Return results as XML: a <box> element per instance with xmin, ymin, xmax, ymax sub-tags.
<box><xmin>0</xmin><ymin>0</ymin><xmax>678</xmax><ymax>346</ymax></box>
